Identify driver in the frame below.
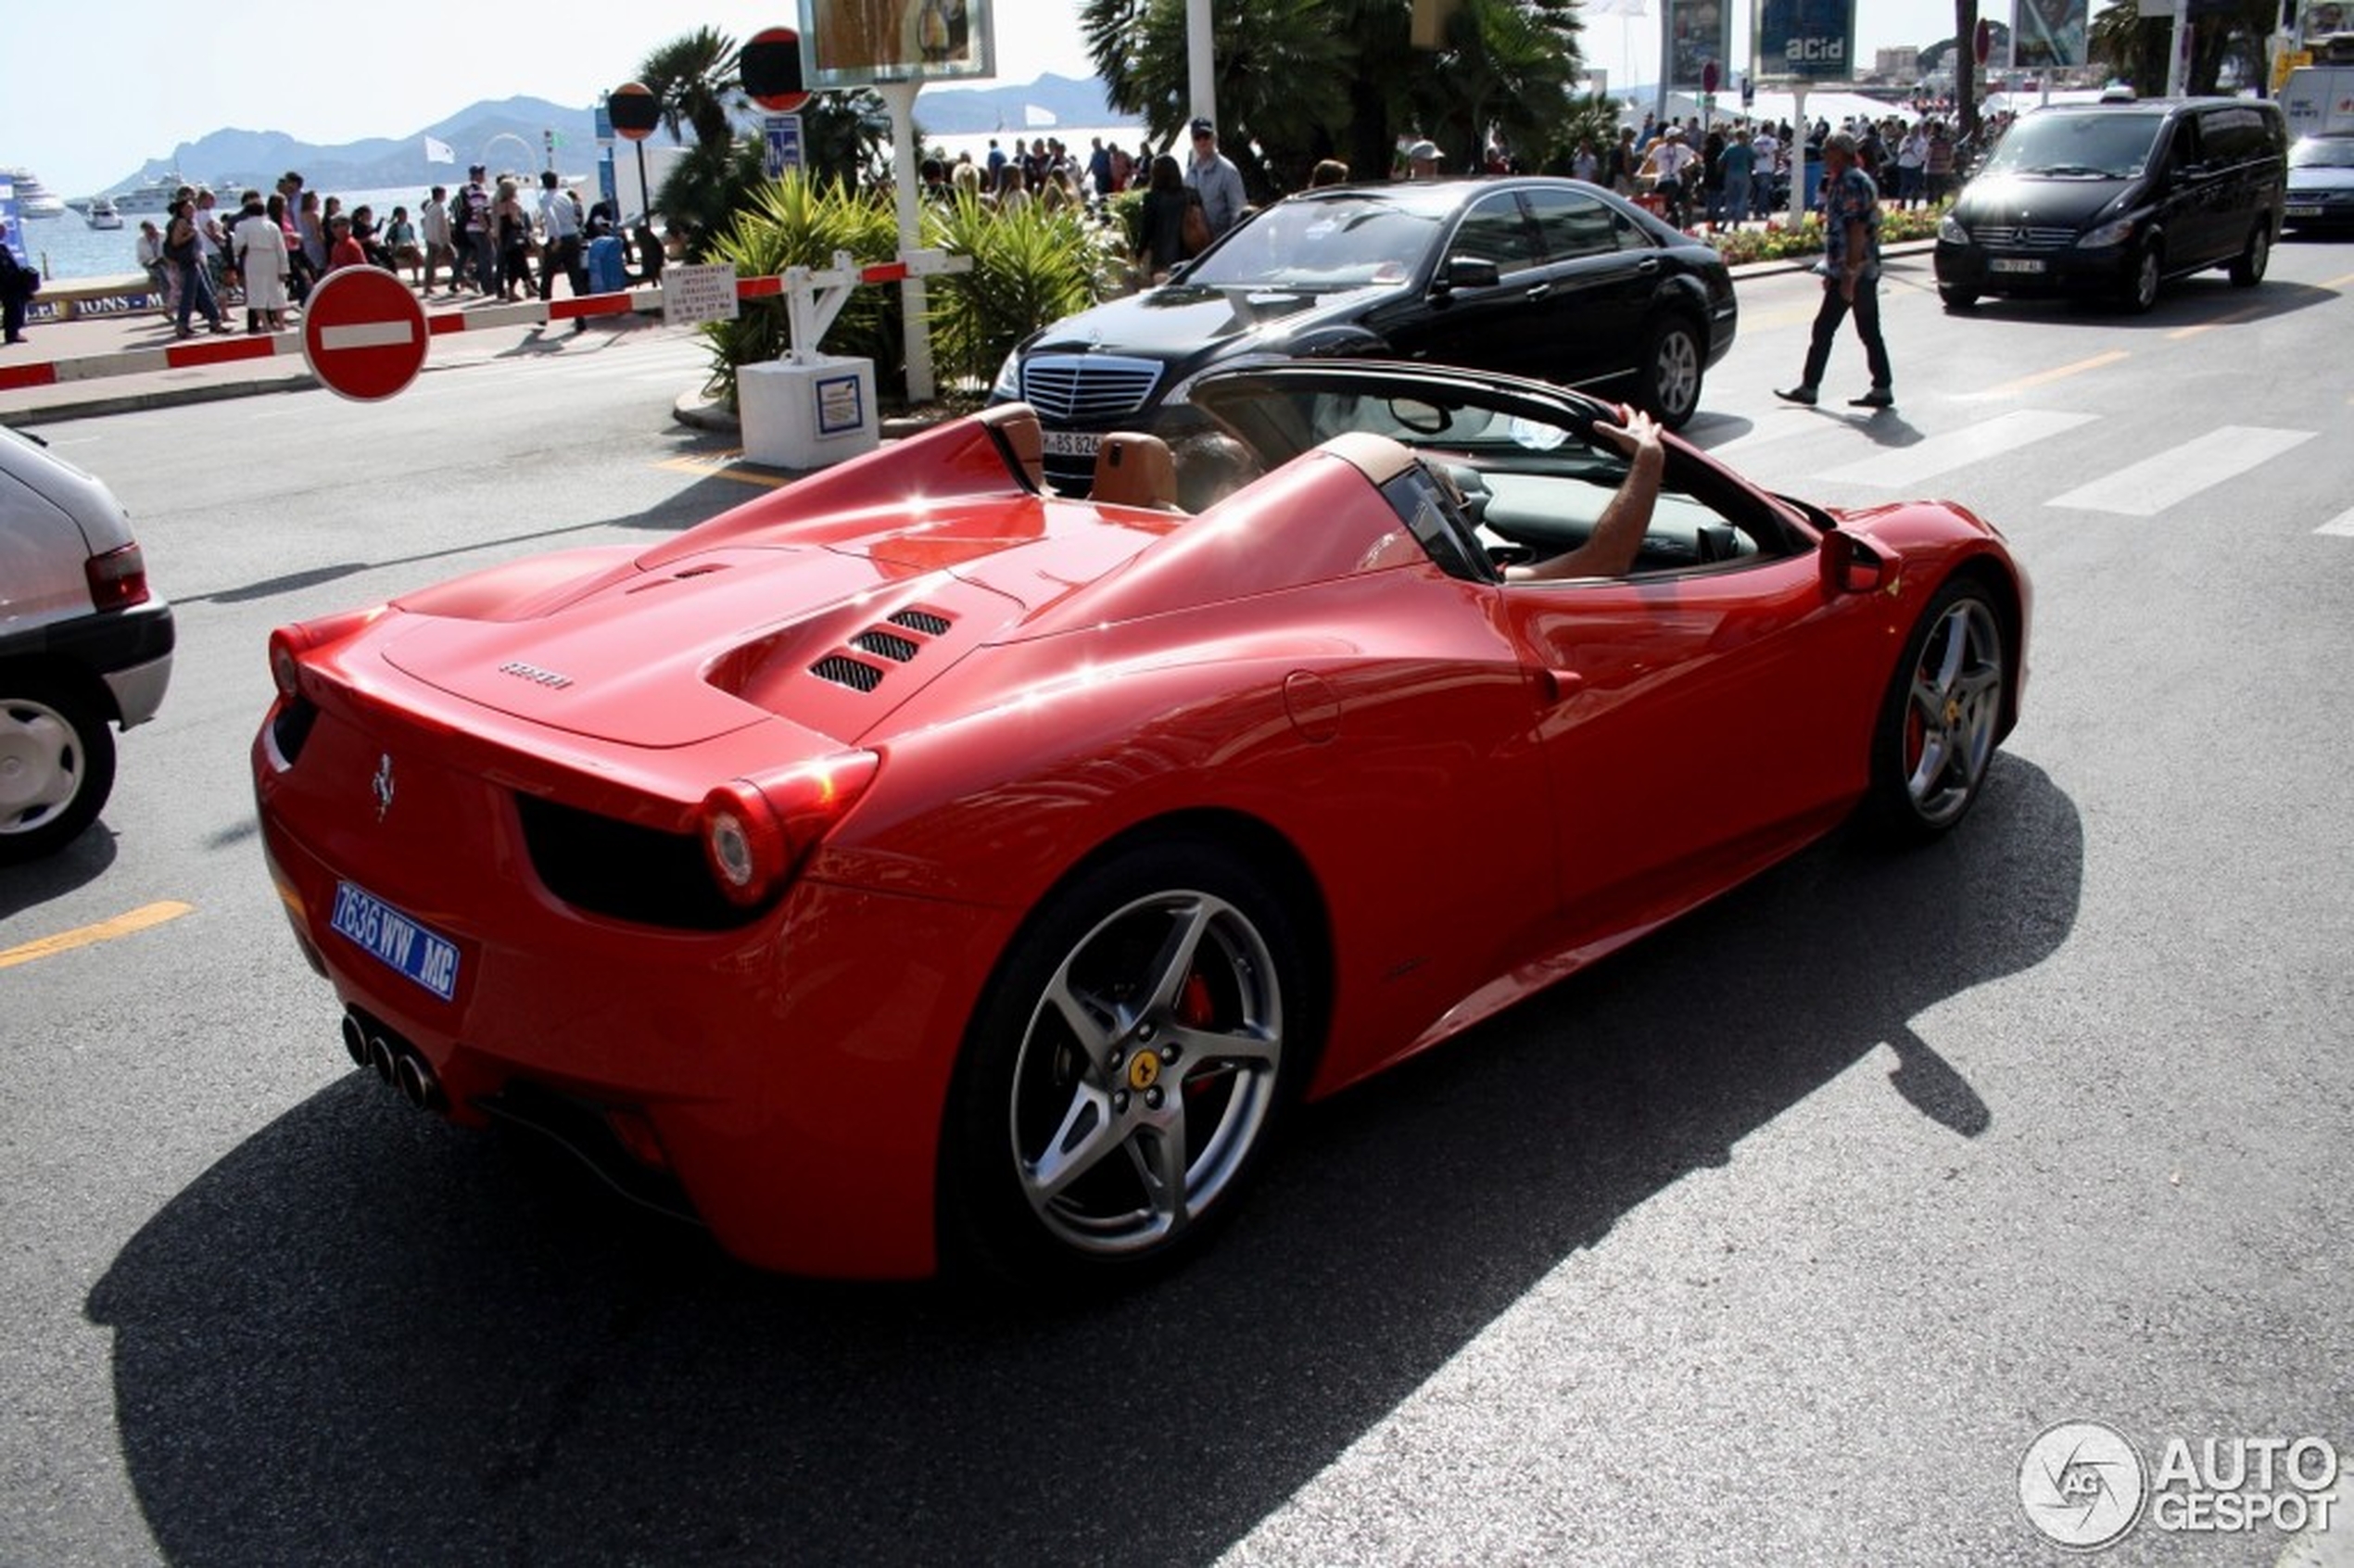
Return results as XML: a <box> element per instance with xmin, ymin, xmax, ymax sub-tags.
<box><xmin>1503</xmin><ymin>411</ymin><xmax>1665</xmax><ymax>582</ymax></box>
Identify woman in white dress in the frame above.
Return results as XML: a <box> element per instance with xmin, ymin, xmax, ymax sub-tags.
<box><xmin>232</xmin><ymin>193</ymin><xmax>291</xmax><ymax>333</ymax></box>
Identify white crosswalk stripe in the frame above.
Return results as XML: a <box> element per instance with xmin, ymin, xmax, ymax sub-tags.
<box><xmin>1817</xmin><ymin>410</ymin><xmax>2099</xmax><ymax>488</ymax></box>
<box><xmin>2317</xmin><ymin>508</ymin><xmax>2354</xmax><ymax>537</ymax></box>
<box><xmin>2046</xmin><ymin>426</ymin><xmax>2316</xmax><ymax>515</ymax></box>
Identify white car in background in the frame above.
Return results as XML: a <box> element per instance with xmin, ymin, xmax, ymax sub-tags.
<box><xmin>1</xmin><ymin>425</ymin><xmax>174</xmax><ymax>861</ymax></box>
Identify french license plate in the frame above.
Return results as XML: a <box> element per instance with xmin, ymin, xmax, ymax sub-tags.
<box><xmin>1989</xmin><ymin>258</ymin><xmax>2045</xmax><ymax>274</ymax></box>
<box><xmin>329</xmin><ymin>881</ymin><xmax>461</xmax><ymax>1001</ymax></box>
<box><xmin>2285</xmin><ymin>204</ymin><xmax>2322</xmax><ymax>217</ymax></box>
<box><xmin>1042</xmin><ymin>429</ymin><xmax>1102</xmax><ymax>458</ymax></box>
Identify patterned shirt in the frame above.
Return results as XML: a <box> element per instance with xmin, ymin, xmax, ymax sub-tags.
<box><xmin>1819</xmin><ymin>164</ymin><xmax>1882</xmax><ymax>278</ymax></box>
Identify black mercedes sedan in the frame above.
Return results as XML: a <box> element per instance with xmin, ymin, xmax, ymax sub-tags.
<box><xmin>991</xmin><ymin>177</ymin><xmax>1740</xmax><ymax>493</ymax></box>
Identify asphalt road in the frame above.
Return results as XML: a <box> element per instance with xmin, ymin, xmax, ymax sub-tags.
<box><xmin>4</xmin><ymin>238</ymin><xmax>2352</xmax><ymax>1568</ymax></box>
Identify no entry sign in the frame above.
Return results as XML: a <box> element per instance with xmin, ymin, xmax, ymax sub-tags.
<box><xmin>301</xmin><ymin>267</ymin><xmax>428</xmax><ymax>401</ymax></box>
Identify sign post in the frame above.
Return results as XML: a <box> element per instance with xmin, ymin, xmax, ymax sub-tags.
<box><xmin>300</xmin><ymin>267</ymin><xmax>428</xmax><ymax>402</ymax></box>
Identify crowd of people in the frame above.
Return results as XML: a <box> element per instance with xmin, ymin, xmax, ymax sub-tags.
<box><xmin>1550</xmin><ymin>107</ymin><xmax>2012</xmax><ymax>230</ymax></box>
<box><xmin>133</xmin><ymin>166</ymin><xmax>671</xmax><ymax>339</ymax></box>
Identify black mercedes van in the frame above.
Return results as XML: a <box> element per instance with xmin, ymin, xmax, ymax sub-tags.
<box><xmin>1934</xmin><ymin>96</ymin><xmax>2287</xmax><ymax>313</ymax></box>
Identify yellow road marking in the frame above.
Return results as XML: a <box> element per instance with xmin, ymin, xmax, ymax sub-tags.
<box><xmin>0</xmin><ymin>900</ymin><xmax>194</xmax><ymax>969</ymax></box>
<box><xmin>1975</xmin><ymin>350</ymin><xmax>2131</xmax><ymax>397</ymax></box>
<box><xmin>2168</xmin><ymin>305</ymin><xmax>2265</xmax><ymax>340</ymax></box>
<box><xmin>654</xmin><ymin>450</ymin><xmax>791</xmax><ymax>489</ymax></box>
<box><xmin>2320</xmin><ymin>272</ymin><xmax>2354</xmax><ymax>291</ymax></box>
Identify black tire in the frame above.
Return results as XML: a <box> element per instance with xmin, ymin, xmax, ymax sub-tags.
<box><xmin>2122</xmin><ymin>239</ymin><xmax>2163</xmax><ymax>314</ymax></box>
<box><xmin>1635</xmin><ymin>316</ymin><xmax>1705</xmax><ymax>429</ymax></box>
<box><xmin>2228</xmin><ymin>223</ymin><xmax>2270</xmax><ymax>287</ymax></box>
<box><xmin>1860</xmin><ymin>576</ymin><xmax>2007</xmax><ymax>843</ymax></box>
<box><xmin>0</xmin><ymin>672</ymin><xmax>117</xmax><ymax>863</ymax></box>
<box><xmin>939</xmin><ymin>837</ymin><xmax>1315</xmax><ymax>1288</ymax></box>
<box><xmin>1938</xmin><ymin>284</ymin><xmax>1979</xmax><ymax>311</ymax></box>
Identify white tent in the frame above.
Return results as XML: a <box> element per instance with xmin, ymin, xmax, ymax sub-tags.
<box><xmin>1626</xmin><ymin>89</ymin><xmax>1920</xmax><ymax>132</ymax></box>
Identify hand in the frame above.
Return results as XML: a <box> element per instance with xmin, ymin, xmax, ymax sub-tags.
<box><xmin>1592</xmin><ymin>408</ymin><xmax>1664</xmax><ymax>462</ymax></box>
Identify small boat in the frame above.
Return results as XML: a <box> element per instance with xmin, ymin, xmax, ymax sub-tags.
<box><xmin>85</xmin><ymin>196</ymin><xmax>123</xmax><ymax>230</ymax></box>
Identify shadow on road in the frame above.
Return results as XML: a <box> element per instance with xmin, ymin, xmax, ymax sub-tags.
<box><xmin>86</xmin><ymin>756</ymin><xmax>2081</xmax><ymax>1567</ymax></box>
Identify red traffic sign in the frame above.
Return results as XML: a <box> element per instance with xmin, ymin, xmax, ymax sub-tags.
<box><xmin>1702</xmin><ymin>59</ymin><xmax>1720</xmax><ymax>95</ymax></box>
<box><xmin>1974</xmin><ymin>18</ymin><xmax>1993</xmax><ymax>66</ymax></box>
<box><xmin>743</xmin><ymin>27</ymin><xmax>811</xmax><ymax>113</ymax></box>
<box><xmin>301</xmin><ymin>266</ymin><xmax>428</xmax><ymax>402</ymax></box>
<box><xmin>609</xmin><ymin>82</ymin><xmax>661</xmax><ymax>141</ymax></box>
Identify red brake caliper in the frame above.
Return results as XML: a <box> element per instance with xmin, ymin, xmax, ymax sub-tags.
<box><xmin>1180</xmin><ymin>971</ymin><xmax>1216</xmax><ymax>1095</ymax></box>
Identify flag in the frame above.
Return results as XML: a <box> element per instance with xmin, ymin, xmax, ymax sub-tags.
<box><xmin>424</xmin><ymin>135</ymin><xmax>456</xmax><ymax>165</ymax></box>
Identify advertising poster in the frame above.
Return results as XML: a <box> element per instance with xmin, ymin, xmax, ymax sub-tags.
<box><xmin>2300</xmin><ymin>0</ymin><xmax>2350</xmax><ymax>40</ymax></box>
<box><xmin>2013</xmin><ymin>0</ymin><xmax>2088</xmax><ymax>70</ymax></box>
<box><xmin>802</xmin><ymin>0</ymin><xmax>996</xmax><ymax>87</ymax></box>
<box><xmin>1752</xmin><ymin>0</ymin><xmax>1855</xmax><ymax>81</ymax></box>
<box><xmin>1668</xmin><ymin>0</ymin><xmax>1731</xmax><ymax>89</ymax></box>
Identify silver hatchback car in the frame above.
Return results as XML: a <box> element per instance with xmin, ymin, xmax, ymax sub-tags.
<box><xmin>1</xmin><ymin>425</ymin><xmax>174</xmax><ymax>861</ymax></box>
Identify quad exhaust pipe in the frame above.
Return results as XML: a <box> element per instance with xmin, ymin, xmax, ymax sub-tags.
<box><xmin>340</xmin><ymin>1010</ymin><xmax>442</xmax><ymax>1111</ymax></box>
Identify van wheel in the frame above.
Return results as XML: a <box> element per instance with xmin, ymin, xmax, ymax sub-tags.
<box><xmin>2122</xmin><ymin>241</ymin><xmax>2163</xmax><ymax>314</ymax></box>
<box><xmin>1939</xmin><ymin>284</ymin><xmax>1979</xmax><ymax>311</ymax></box>
<box><xmin>2228</xmin><ymin>224</ymin><xmax>2270</xmax><ymax>287</ymax></box>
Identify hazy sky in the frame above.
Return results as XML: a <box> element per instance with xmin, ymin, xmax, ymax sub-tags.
<box><xmin>5</xmin><ymin>0</ymin><xmax>1966</xmax><ymax>198</ymax></box>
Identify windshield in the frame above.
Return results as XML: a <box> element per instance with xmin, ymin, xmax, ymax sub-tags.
<box><xmin>1183</xmin><ymin>192</ymin><xmax>1453</xmax><ymax>289</ymax></box>
<box><xmin>1981</xmin><ymin>111</ymin><xmax>2165</xmax><ymax>178</ymax></box>
<box><xmin>2291</xmin><ymin>135</ymin><xmax>2354</xmax><ymax>168</ymax></box>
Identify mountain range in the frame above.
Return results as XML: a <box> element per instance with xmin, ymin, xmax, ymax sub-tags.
<box><xmin>105</xmin><ymin>76</ymin><xmax>1137</xmax><ymax>196</ymax></box>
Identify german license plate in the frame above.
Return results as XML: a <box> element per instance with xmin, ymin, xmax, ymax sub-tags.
<box><xmin>1989</xmin><ymin>258</ymin><xmax>2045</xmax><ymax>274</ymax></box>
<box><xmin>329</xmin><ymin>881</ymin><xmax>461</xmax><ymax>1001</ymax></box>
<box><xmin>1041</xmin><ymin>429</ymin><xmax>1101</xmax><ymax>458</ymax></box>
<box><xmin>2285</xmin><ymin>205</ymin><xmax>2322</xmax><ymax>217</ymax></box>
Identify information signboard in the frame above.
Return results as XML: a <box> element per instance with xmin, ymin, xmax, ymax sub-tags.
<box><xmin>1752</xmin><ymin>0</ymin><xmax>1855</xmax><ymax>82</ymax></box>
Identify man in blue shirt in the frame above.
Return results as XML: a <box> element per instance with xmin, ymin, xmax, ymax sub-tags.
<box><xmin>1183</xmin><ymin>118</ymin><xmax>1248</xmax><ymax>238</ymax></box>
<box><xmin>1777</xmin><ymin>132</ymin><xmax>1894</xmax><ymax>410</ymax></box>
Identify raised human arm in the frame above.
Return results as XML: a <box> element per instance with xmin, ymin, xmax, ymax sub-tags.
<box><xmin>1506</xmin><ymin>411</ymin><xmax>1665</xmax><ymax>582</ymax></box>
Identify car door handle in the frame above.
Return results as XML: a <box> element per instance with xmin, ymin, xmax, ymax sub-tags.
<box><xmin>1538</xmin><ymin>667</ymin><xmax>1585</xmax><ymax>703</ymax></box>
<box><xmin>1637</xmin><ymin>257</ymin><xmax>1661</xmax><ymax>273</ymax></box>
<box><xmin>1524</xmin><ymin>282</ymin><xmax>1553</xmax><ymax>299</ymax></box>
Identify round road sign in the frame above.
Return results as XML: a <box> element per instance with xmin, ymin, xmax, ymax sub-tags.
<box><xmin>743</xmin><ymin>28</ymin><xmax>811</xmax><ymax>113</ymax></box>
<box><xmin>300</xmin><ymin>266</ymin><xmax>429</xmax><ymax>402</ymax></box>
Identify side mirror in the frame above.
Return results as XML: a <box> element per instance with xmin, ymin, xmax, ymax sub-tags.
<box><xmin>1818</xmin><ymin>529</ymin><xmax>1895</xmax><ymax>595</ymax></box>
<box><xmin>1436</xmin><ymin>256</ymin><xmax>1501</xmax><ymax>292</ymax></box>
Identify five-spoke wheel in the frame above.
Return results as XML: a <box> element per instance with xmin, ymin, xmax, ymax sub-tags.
<box><xmin>1866</xmin><ymin>579</ymin><xmax>2006</xmax><ymax>840</ymax></box>
<box><xmin>943</xmin><ymin>839</ymin><xmax>1310</xmax><ymax>1283</ymax></box>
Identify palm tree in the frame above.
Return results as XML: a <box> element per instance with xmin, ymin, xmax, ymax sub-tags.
<box><xmin>639</xmin><ymin>28</ymin><xmax>741</xmax><ymax>147</ymax></box>
<box><xmin>1081</xmin><ymin>0</ymin><xmax>1582</xmax><ymax>196</ymax></box>
<box><xmin>1406</xmin><ymin>0</ymin><xmax>1582</xmax><ymax>173</ymax></box>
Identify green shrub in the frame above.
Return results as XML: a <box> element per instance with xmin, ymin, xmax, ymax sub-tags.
<box><xmin>700</xmin><ymin>174</ymin><xmax>903</xmax><ymax>407</ymax></box>
<box><xmin>924</xmin><ymin>194</ymin><xmax>1126</xmax><ymax>395</ymax></box>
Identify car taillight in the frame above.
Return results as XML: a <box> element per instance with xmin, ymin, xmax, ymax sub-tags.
<box><xmin>699</xmin><ymin>752</ymin><xmax>880</xmax><ymax>908</ymax></box>
<box><xmin>84</xmin><ymin>543</ymin><xmax>150</xmax><ymax>612</ymax></box>
<box><xmin>268</xmin><ymin>608</ymin><xmax>384</xmax><ymax>698</ymax></box>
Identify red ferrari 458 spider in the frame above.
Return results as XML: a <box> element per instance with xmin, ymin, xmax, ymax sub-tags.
<box><xmin>253</xmin><ymin>362</ymin><xmax>2030</xmax><ymax>1283</ymax></box>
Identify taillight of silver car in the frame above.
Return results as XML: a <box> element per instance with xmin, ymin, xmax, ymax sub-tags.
<box><xmin>83</xmin><ymin>542</ymin><xmax>150</xmax><ymax>612</ymax></box>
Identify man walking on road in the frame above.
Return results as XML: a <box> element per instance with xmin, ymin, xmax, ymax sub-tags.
<box><xmin>1778</xmin><ymin>131</ymin><xmax>1893</xmax><ymax>411</ymax></box>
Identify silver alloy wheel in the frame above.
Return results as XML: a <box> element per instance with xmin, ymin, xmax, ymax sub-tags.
<box><xmin>1646</xmin><ymin>323</ymin><xmax>1702</xmax><ymax>423</ymax></box>
<box><xmin>0</xmin><ymin>695</ymin><xmax>91</xmax><ymax>839</ymax></box>
<box><xmin>1900</xmin><ymin>597</ymin><xmax>2004</xmax><ymax>828</ymax></box>
<box><xmin>1007</xmin><ymin>887</ymin><xmax>1284</xmax><ymax>1256</ymax></box>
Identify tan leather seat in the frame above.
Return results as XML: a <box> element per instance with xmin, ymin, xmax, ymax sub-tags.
<box><xmin>977</xmin><ymin>402</ymin><xmax>1045</xmax><ymax>491</ymax></box>
<box><xmin>1090</xmin><ymin>433</ymin><xmax>1181</xmax><ymax>512</ymax></box>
